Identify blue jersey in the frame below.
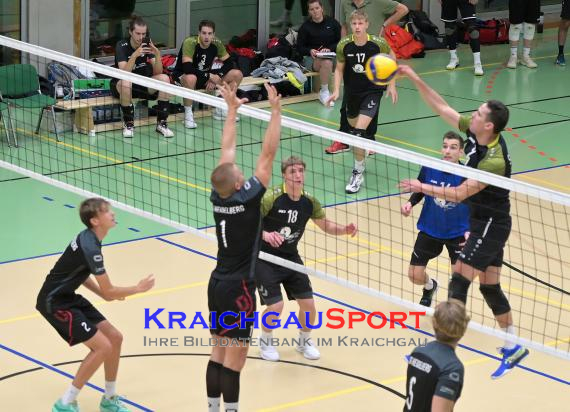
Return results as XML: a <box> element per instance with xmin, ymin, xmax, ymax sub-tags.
<box><xmin>415</xmin><ymin>167</ymin><xmax>470</xmax><ymax>239</ymax></box>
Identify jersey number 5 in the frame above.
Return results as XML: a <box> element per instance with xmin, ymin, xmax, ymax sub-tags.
<box><xmin>405</xmin><ymin>376</ymin><xmax>416</xmax><ymax>410</ymax></box>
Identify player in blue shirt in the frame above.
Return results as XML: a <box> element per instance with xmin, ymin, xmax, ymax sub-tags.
<box><xmin>401</xmin><ymin>132</ymin><xmax>469</xmax><ymax>307</ymax></box>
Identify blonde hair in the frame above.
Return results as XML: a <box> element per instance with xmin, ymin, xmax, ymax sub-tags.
<box><xmin>350</xmin><ymin>9</ymin><xmax>368</xmax><ymax>22</ymax></box>
<box><xmin>433</xmin><ymin>300</ymin><xmax>470</xmax><ymax>344</ymax></box>
<box><xmin>281</xmin><ymin>156</ymin><xmax>306</xmax><ymax>173</ymax></box>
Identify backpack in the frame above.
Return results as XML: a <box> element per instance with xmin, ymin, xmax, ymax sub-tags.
<box><xmin>383</xmin><ymin>24</ymin><xmax>425</xmax><ymax>60</ymax></box>
<box><xmin>47</xmin><ymin>62</ymin><xmax>87</xmax><ymax>99</ymax></box>
<box><xmin>472</xmin><ymin>19</ymin><xmax>510</xmax><ymax>44</ymax></box>
<box><xmin>409</xmin><ymin>10</ymin><xmax>440</xmax><ymax>36</ymax></box>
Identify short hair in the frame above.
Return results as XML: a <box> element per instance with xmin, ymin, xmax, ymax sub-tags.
<box><xmin>79</xmin><ymin>198</ymin><xmax>110</xmax><ymax>228</ymax></box>
<box><xmin>433</xmin><ymin>300</ymin><xmax>470</xmax><ymax>344</ymax></box>
<box><xmin>308</xmin><ymin>0</ymin><xmax>323</xmax><ymax>6</ymax></box>
<box><xmin>281</xmin><ymin>156</ymin><xmax>306</xmax><ymax>173</ymax></box>
<box><xmin>128</xmin><ymin>15</ymin><xmax>147</xmax><ymax>32</ymax></box>
<box><xmin>211</xmin><ymin>163</ymin><xmax>238</xmax><ymax>197</ymax></box>
<box><xmin>350</xmin><ymin>9</ymin><xmax>368</xmax><ymax>22</ymax></box>
<box><xmin>485</xmin><ymin>100</ymin><xmax>509</xmax><ymax>134</ymax></box>
<box><xmin>443</xmin><ymin>131</ymin><xmax>464</xmax><ymax>149</ymax></box>
<box><xmin>199</xmin><ymin>20</ymin><xmax>216</xmax><ymax>32</ymax></box>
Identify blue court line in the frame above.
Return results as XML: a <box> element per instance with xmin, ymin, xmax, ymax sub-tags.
<box><xmin>42</xmin><ymin>196</ymin><xmax>54</xmax><ymax>201</ymax></box>
<box><xmin>155</xmin><ymin>237</ymin><xmax>570</xmax><ymax>387</ymax></box>
<box><xmin>128</xmin><ymin>227</ymin><xmax>141</xmax><ymax>232</ymax></box>
<box><xmin>64</xmin><ymin>204</ymin><xmax>75</xmax><ymax>209</ymax></box>
<box><xmin>0</xmin><ymin>344</ymin><xmax>153</xmax><ymax>411</ymax></box>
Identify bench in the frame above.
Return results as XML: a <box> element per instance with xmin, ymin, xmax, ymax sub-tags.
<box><xmin>54</xmin><ymin>72</ymin><xmax>320</xmax><ymax>135</ymax></box>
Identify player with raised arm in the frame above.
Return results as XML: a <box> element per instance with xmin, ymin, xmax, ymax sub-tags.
<box><xmin>206</xmin><ymin>82</ymin><xmax>282</xmax><ymax>412</ymax></box>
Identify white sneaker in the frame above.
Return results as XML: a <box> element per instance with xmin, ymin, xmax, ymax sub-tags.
<box><xmin>345</xmin><ymin>169</ymin><xmax>364</xmax><ymax>194</ymax></box>
<box><xmin>184</xmin><ymin>110</ymin><xmax>197</xmax><ymax>129</ymax></box>
<box><xmin>507</xmin><ymin>54</ymin><xmax>518</xmax><ymax>69</ymax></box>
<box><xmin>156</xmin><ymin>121</ymin><xmax>174</xmax><ymax>138</ymax></box>
<box><xmin>474</xmin><ymin>63</ymin><xmax>484</xmax><ymax>76</ymax></box>
<box><xmin>319</xmin><ymin>89</ymin><xmax>334</xmax><ymax>107</ymax></box>
<box><xmin>260</xmin><ymin>340</ymin><xmax>280</xmax><ymax>362</ymax></box>
<box><xmin>296</xmin><ymin>337</ymin><xmax>320</xmax><ymax>360</ymax></box>
<box><xmin>122</xmin><ymin>123</ymin><xmax>134</xmax><ymax>138</ymax></box>
<box><xmin>446</xmin><ymin>57</ymin><xmax>459</xmax><ymax>70</ymax></box>
<box><xmin>212</xmin><ymin>107</ymin><xmax>240</xmax><ymax>122</ymax></box>
<box><xmin>521</xmin><ymin>55</ymin><xmax>538</xmax><ymax>68</ymax></box>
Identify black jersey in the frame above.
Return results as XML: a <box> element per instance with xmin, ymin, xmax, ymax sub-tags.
<box><xmin>211</xmin><ymin>176</ymin><xmax>266</xmax><ymax>280</ymax></box>
<box><xmin>36</xmin><ymin>229</ymin><xmax>106</xmax><ymax>313</ymax></box>
<box><xmin>114</xmin><ymin>39</ymin><xmax>154</xmax><ymax>77</ymax></box>
<box><xmin>174</xmin><ymin>36</ymin><xmax>227</xmax><ymax>74</ymax></box>
<box><xmin>297</xmin><ymin>16</ymin><xmax>342</xmax><ymax>57</ymax></box>
<box><xmin>336</xmin><ymin>34</ymin><xmax>391</xmax><ymax>94</ymax></box>
<box><xmin>459</xmin><ymin>115</ymin><xmax>512</xmax><ymax>220</ymax></box>
<box><xmin>260</xmin><ymin>185</ymin><xmax>325</xmax><ymax>259</ymax></box>
<box><xmin>404</xmin><ymin>341</ymin><xmax>464</xmax><ymax>412</ymax></box>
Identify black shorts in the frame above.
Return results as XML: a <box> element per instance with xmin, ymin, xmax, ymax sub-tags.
<box><xmin>562</xmin><ymin>0</ymin><xmax>570</xmax><ymax>20</ymax></box>
<box><xmin>459</xmin><ymin>216</ymin><xmax>512</xmax><ymax>272</ymax></box>
<box><xmin>509</xmin><ymin>0</ymin><xmax>540</xmax><ymax>24</ymax></box>
<box><xmin>410</xmin><ymin>231</ymin><xmax>464</xmax><ymax>266</ymax></box>
<box><xmin>111</xmin><ymin>78</ymin><xmax>159</xmax><ymax>100</ymax></box>
<box><xmin>37</xmin><ymin>296</ymin><xmax>105</xmax><ymax>346</ymax></box>
<box><xmin>172</xmin><ymin>69</ymin><xmax>223</xmax><ymax>90</ymax></box>
<box><xmin>345</xmin><ymin>90</ymin><xmax>384</xmax><ymax>129</ymax></box>
<box><xmin>208</xmin><ymin>277</ymin><xmax>256</xmax><ymax>339</ymax></box>
<box><xmin>256</xmin><ymin>257</ymin><xmax>313</xmax><ymax>306</ymax></box>
<box><xmin>441</xmin><ymin>0</ymin><xmax>476</xmax><ymax>22</ymax></box>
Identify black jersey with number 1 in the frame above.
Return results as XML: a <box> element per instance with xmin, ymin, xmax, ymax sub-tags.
<box><xmin>210</xmin><ymin>176</ymin><xmax>266</xmax><ymax>280</ymax></box>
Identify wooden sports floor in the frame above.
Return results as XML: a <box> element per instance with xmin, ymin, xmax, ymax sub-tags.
<box><xmin>1</xmin><ymin>30</ymin><xmax>570</xmax><ymax>410</ymax></box>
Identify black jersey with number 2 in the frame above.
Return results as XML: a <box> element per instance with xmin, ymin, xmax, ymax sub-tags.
<box><xmin>210</xmin><ymin>176</ymin><xmax>266</xmax><ymax>280</ymax></box>
<box><xmin>404</xmin><ymin>341</ymin><xmax>464</xmax><ymax>412</ymax></box>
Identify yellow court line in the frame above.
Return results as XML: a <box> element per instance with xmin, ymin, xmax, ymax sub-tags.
<box><xmin>16</xmin><ymin>127</ymin><xmax>211</xmax><ymax>193</ymax></box>
<box><xmin>516</xmin><ymin>174</ymin><xmax>570</xmax><ymax>192</ymax></box>
<box><xmin>0</xmin><ymin>280</ymin><xmax>207</xmax><ymax>326</ymax></box>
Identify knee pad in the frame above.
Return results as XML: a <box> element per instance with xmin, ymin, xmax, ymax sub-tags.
<box><xmin>350</xmin><ymin>127</ymin><xmax>366</xmax><ymax>138</ymax></box>
<box><xmin>467</xmin><ymin>25</ymin><xmax>479</xmax><ymax>40</ymax></box>
<box><xmin>479</xmin><ymin>284</ymin><xmax>511</xmax><ymax>316</ymax></box>
<box><xmin>509</xmin><ymin>23</ymin><xmax>523</xmax><ymax>42</ymax></box>
<box><xmin>444</xmin><ymin>22</ymin><xmax>457</xmax><ymax>36</ymax></box>
<box><xmin>448</xmin><ymin>272</ymin><xmax>471</xmax><ymax>304</ymax></box>
<box><xmin>523</xmin><ymin>22</ymin><xmax>536</xmax><ymax>40</ymax></box>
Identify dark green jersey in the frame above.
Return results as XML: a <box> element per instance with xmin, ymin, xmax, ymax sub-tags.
<box><xmin>261</xmin><ymin>185</ymin><xmax>326</xmax><ymax>258</ymax></box>
<box><xmin>336</xmin><ymin>34</ymin><xmax>391</xmax><ymax>94</ymax></box>
<box><xmin>174</xmin><ymin>36</ymin><xmax>227</xmax><ymax>74</ymax></box>
<box><xmin>459</xmin><ymin>115</ymin><xmax>512</xmax><ymax>220</ymax></box>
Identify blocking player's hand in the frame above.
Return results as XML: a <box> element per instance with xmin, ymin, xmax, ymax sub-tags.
<box><xmin>264</xmin><ymin>83</ymin><xmax>282</xmax><ymax>110</ymax></box>
<box><xmin>386</xmin><ymin>82</ymin><xmax>398</xmax><ymax>104</ymax></box>
<box><xmin>136</xmin><ymin>274</ymin><xmax>155</xmax><ymax>293</ymax></box>
<box><xmin>218</xmin><ymin>81</ymin><xmax>248</xmax><ymax>109</ymax></box>
<box><xmin>327</xmin><ymin>91</ymin><xmax>339</xmax><ymax>107</ymax></box>
<box><xmin>401</xmin><ymin>202</ymin><xmax>412</xmax><ymax>217</ymax></box>
<box><xmin>397</xmin><ymin>65</ymin><xmax>419</xmax><ymax>82</ymax></box>
<box><xmin>398</xmin><ymin>179</ymin><xmax>422</xmax><ymax>193</ymax></box>
<box><xmin>263</xmin><ymin>231</ymin><xmax>285</xmax><ymax>247</ymax></box>
<box><xmin>345</xmin><ymin>223</ymin><xmax>358</xmax><ymax>237</ymax></box>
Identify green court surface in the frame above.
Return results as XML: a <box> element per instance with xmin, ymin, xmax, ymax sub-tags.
<box><xmin>1</xmin><ymin>29</ymin><xmax>569</xmax><ymax>262</ymax></box>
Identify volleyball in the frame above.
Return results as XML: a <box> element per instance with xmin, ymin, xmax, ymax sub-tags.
<box><xmin>365</xmin><ymin>53</ymin><xmax>399</xmax><ymax>86</ymax></box>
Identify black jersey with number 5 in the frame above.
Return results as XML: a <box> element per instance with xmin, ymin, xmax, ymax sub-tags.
<box><xmin>210</xmin><ymin>176</ymin><xmax>266</xmax><ymax>280</ymax></box>
<box><xmin>404</xmin><ymin>341</ymin><xmax>464</xmax><ymax>412</ymax></box>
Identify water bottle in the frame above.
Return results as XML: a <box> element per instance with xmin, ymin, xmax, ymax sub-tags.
<box><xmin>537</xmin><ymin>12</ymin><xmax>544</xmax><ymax>34</ymax></box>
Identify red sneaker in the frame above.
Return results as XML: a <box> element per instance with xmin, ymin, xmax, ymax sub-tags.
<box><xmin>325</xmin><ymin>141</ymin><xmax>350</xmax><ymax>154</ymax></box>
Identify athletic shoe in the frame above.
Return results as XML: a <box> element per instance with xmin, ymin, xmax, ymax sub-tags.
<box><xmin>491</xmin><ymin>345</ymin><xmax>529</xmax><ymax>379</ymax></box>
<box><xmin>419</xmin><ymin>279</ymin><xmax>438</xmax><ymax>307</ymax></box>
<box><xmin>122</xmin><ymin>122</ymin><xmax>134</xmax><ymax>138</ymax></box>
<box><xmin>260</xmin><ymin>340</ymin><xmax>280</xmax><ymax>362</ymax></box>
<box><xmin>100</xmin><ymin>395</ymin><xmax>131</xmax><ymax>412</ymax></box>
<box><xmin>474</xmin><ymin>63</ymin><xmax>484</xmax><ymax>76</ymax></box>
<box><xmin>555</xmin><ymin>54</ymin><xmax>566</xmax><ymax>66</ymax></box>
<box><xmin>319</xmin><ymin>89</ymin><xmax>333</xmax><ymax>107</ymax></box>
<box><xmin>345</xmin><ymin>169</ymin><xmax>364</xmax><ymax>194</ymax></box>
<box><xmin>184</xmin><ymin>110</ymin><xmax>197</xmax><ymax>129</ymax></box>
<box><xmin>325</xmin><ymin>141</ymin><xmax>350</xmax><ymax>154</ymax></box>
<box><xmin>446</xmin><ymin>57</ymin><xmax>459</xmax><ymax>70</ymax></box>
<box><xmin>156</xmin><ymin>121</ymin><xmax>174</xmax><ymax>138</ymax></box>
<box><xmin>296</xmin><ymin>337</ymin><xmax>320</xmax><ymax>360</ymax></box>
<box><xmin>507</xmin><ymin>54</ymin><xmax>518</xmax><ymax>69</ymax></box>
<box><xmin>52</xmin><ymin>400</ymin><xmax>80</xmax><ymax>412</ymax></box>
<box><xmin>521</xmin><ymin>55</ymin><xmax>538</xmax><ymax>68</ymax></box>
<box><xmin>212</xmin><ymin>107</ymin><xmax>240</xmax><ymax>122</ymax></box>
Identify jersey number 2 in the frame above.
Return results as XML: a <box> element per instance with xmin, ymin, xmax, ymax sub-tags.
<box><xmin>220</xmin><ymin>219</ymin><xmax>228</xmax><ymax>248</ymax></box>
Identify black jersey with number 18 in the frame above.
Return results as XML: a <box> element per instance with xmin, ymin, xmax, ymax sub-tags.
<box><xmin>210</xmin><ymin>176</ymin><xmax>266</xmax><ymax>280</ymax></box>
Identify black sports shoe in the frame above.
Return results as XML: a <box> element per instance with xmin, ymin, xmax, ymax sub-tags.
<box><xmin>419</xmin><ymin>279</ymin><xmax>438</xmax><ymax>307</ymax></box>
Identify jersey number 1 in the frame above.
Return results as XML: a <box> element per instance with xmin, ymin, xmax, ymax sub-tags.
<box><xmin>220</xmin><ymin>219</ymin><xmax>228</xmax><ymax>248</ymax></box>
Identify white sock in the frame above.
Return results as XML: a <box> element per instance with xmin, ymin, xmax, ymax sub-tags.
<box><xmin>185</xmin><ymin>106</ymin><xmax>193</xmax><ymax>117</ymax></box>
<box><xmin>208</xmin><ymin>397</ymin><xmax>221</xmax><ymax>412</ymax></box>
<box><xmin>510</xmin><ymin>47</ymin><xmax>518</xmax><ymax>57</ymax></box>
<box><xmin>320</xmin><ymin>84</ymin><xmax>329</xmax><ymax>92</ymax></box>
<box><xmin>424</xmin><ymin>277</ymin><xmax>434</xmax><ymax>290</ymax></box>
<box><xmin>104</xmin><ymin>381</ymin><xmax>116</xmax><ymax>399</ymax></box>
<box><xmin>225</xmin><ymin>401</ymin><xmax>239</xmax><ymax>412</ymax></box>
<box><xmin>449</xmin><ymin>49</ymin><xmax>458</xmax><ymax>60</ymax></box>
<box><xmin>61</xmin><ymin>384</ymin><xmax>80</xmax><ymax>405</ymax></box>
<box><xmin>261</xmin><ymin>330</ymin><xmax>273</xmax><ymax>341</ymax></box>
<box><xmin>473</xmin><ymin>52</ymin><xmax>481</xmax><ymax>65</ymax></box>
<box><xmin>299</xmin><ymin>330</ymin><xmax>311</xmax><ymax>345</ymax></box>
<box><xmin>502</xmin><ymin>325</ymin><xmax>517</xmax><ymax>349</ymax></box>
<box><xmin>523</xmin><ymin>47</ymin><xmax>531</xmax><ymax>58</ymax></box>
<box><xmin>354</xmin><ymin>159</ymin><xmax>365</xmax><ymax>173</ymax></box>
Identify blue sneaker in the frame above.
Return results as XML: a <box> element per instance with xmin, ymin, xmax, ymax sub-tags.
<box><xmin>52</xmin><ymin>399</ymin><xmax>80</xmax><ymax>412</ymax></box>
<box><xmin>100</xmin><ymin>395</ymin><xmax>131</xmax><ymax>412</ymax></box>
<box><xmin>555</xmin><ymin>54</ymin><xmax>566</xmax><ymax>66</ymax></box>
<box><xmin>491</xmin><ymin>345</ymin><xmax>529</xmax><ymax>379</ymax></box>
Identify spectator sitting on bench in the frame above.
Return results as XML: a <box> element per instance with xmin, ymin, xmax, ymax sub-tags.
<box><xmin>172</xmin><ymin>19</ymin><xmax>243</xmax><ymax>129</ymax></box>
<box><xmin>112</xmin><ymin>15</ymin><xmax>174</xmax><ymax>139</ymax></box>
